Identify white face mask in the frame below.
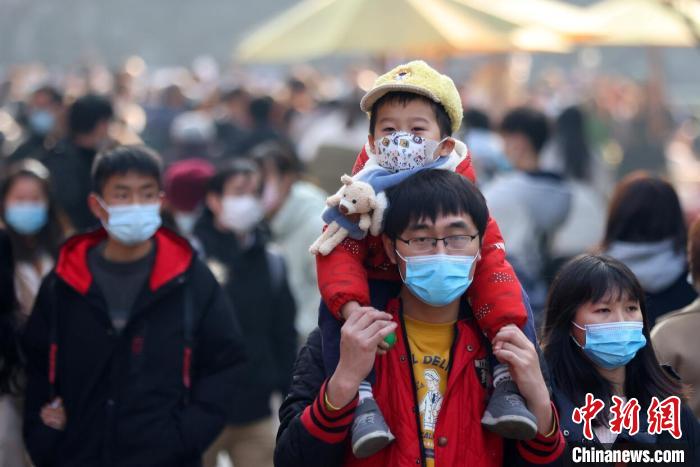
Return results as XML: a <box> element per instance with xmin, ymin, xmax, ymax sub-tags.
<box><xmin>174</xmin><ymin>212</ymin><xmax>198</xmax><ymax>236</ymax></box>
<box><xmin>220</xmin><ymin>195</ymin><xmax>264</xmax><ymax>233</ymax></box>
<box><xmin>371</xmin><ymin>131</ymin><xmax>449</xmax><ymax>173</ymax></box>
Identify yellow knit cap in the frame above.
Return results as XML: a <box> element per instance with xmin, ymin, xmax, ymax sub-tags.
<box><xmin>360</xmin><ymin>60</ymin><xmax>463</xmax><ymax>135</ymax></box>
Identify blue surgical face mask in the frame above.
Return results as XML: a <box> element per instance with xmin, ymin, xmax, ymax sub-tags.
<box><xmin>571</xmin><ymin>321</ymin><xmax>647</xmax><ymax>370</ymax></box>
<box><xmin>98</xmin><ymin>199</ymin><xmax>161</xmax><ymax>246</ymax></box>
<box><xmin>28</xmin><ymin>110</ymin><xmax>55</xmax><ymax>136</ymax></box>
<box><xmin>4</xmin><ymin>202</ymin><xmax>48</xmax><ymax>235</ymax></box>
<box><xmin>396</xmin><ymin>251</ymin><xmax>477</xmax><ymax>307</ymax></box>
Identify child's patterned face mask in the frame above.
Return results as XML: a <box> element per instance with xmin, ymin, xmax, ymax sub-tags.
<box><xmin>372</xmin><ymin>131</ymin><xmax>449</xmax><ymax>173</ymax></box>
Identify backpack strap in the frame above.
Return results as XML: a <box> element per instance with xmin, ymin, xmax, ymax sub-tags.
<box><xmin>182</xmin><ymin>283</ymin><xmax>194</xmax><ymax>403</ymax></box>
<box><xmin>48</xmin><ymin>276</ymin><xmax>59</xmax><ymax>400</ymax></box>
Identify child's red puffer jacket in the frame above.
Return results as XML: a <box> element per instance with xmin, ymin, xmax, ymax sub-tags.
<box><xmin>316</xmin><ymin>145</ymin><xmax>527</xmax><ymax>339</ymax></box>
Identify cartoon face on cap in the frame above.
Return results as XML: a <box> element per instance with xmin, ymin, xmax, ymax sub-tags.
<box><xmin>395</xmin><ymin>69</ymin><xmax>411</xmax><ymax>81</ymax></box>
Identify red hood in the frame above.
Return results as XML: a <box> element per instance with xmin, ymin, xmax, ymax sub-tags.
<box><xmin>55</xmin><ymin>227</ymin><xmax>194</xmax><ymax>295</ymax></box>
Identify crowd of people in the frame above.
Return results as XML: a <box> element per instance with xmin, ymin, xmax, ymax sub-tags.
<box><xmin>0</xmin><ymin>57</ymin><xmax>699</xmax><ymax>467</ymax></box>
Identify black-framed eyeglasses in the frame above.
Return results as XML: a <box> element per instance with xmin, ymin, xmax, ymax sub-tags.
<box><xmin>397</xmin><ymin>234</ymin><xmax>478</xmax><ymax>253</ymax></box>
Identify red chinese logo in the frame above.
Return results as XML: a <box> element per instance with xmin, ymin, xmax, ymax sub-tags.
<box><xmin>609</xmin><ymin>396</ymin><xmax>640</xmax><ymax>436</ymax></box>
<box><xmin>572</xmin><ymin>393</ymin><xmax>605</xmax><ymax>440</ymax></box>
<box><xmin>572</xmin><ymin>394</ymin><xmax>683</xmax><ymax>440</ymax></box>
<box><xmin>647</xmin><ymin>396</ymin><xmax>682</xmax><ymax>439</ymax></box>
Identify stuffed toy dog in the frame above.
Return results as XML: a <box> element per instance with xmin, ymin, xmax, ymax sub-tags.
<box><xmin>309</xmin><ymin>174</ymin><xmax>387</xmax><ymax>256</ymax></box>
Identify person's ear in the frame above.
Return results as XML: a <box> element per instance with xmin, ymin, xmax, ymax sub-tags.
<box><xmin>382</xmin><ymin>234</ymin><xmax>397</xmax><ymax>264</ymax></box>
<box><xmin>368</xmin><ymin>133</ymin><xmax>376</xmax><ymax>154</ymax></box>
<box><xmin>88</xmin><ymin>193</ymin><xmax>108</xmax><ymax>224</ymax></box>
<box><xmin>206</xmin><ymin>193</ymin><xmax>222</xmax><ymax>218</ymax></box>
<box><xmin>437</xmin><ymin>137</ymin><xmax>455</xmax><ymax>157</ymax></box>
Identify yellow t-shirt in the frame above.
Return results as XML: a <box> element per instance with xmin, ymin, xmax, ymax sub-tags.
<box><xmin>404</xmin><ymin>315</ymin><xmax>455</xmax><ymax>467</ymax></box>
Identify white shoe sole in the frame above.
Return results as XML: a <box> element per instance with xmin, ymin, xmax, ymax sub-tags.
<box><xmin>352</xmin><ymin>430</ymin><xmax>396</xmax><ymax>458</ymax></box>
<box><xmin>481</xmin><ymin>412</ymin><xmax>538</xmax><ymax>440</ymax></box>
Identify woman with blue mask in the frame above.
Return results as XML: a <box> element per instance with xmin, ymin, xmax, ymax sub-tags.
<box><xmin>541</xmin><ymin>254</ymin><xmax>699</xmax><ymax>464</ymax></box>
<box><xmin>0</xmin><ymin>160</ymin><xmax>69</xmax><ymax>467</ymax></box>
<box><xmin>0</xmin><ymin>159</ymin><xmax>70</xmax><ymax>319</ymax></box>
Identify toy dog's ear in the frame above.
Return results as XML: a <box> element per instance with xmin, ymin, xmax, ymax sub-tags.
<box><xmin>340</xmin><ymin>174</ymin><xmax>353</xmax><ymax>185</ymax></box>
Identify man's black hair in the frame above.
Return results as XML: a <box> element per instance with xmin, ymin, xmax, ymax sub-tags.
<box><xmin>33</xmin><ymin>85</ymin><xmax>63</xmax><ymax>106</ymax></box>
<box><xmin>383</xmin><ymin>170</ymin><xmax>488</xmax><ymax>241</ymax></box>
<box><xmin>500</xmin><ymin>107</ymin><xmax>550</xmax><ymax>155</ymax></box>
<box><xmin>464</xmin><ymin>108</ymin><xmax>490</xmax><ymax>131</ymax></box>
<box><xmin>369</xmin><ymin>91</ymin><xmax>452</xmax><ymax>138</ymax></box>
<box><xmin>207</xmin><ymin>158</ymin><xmax>260</xmax><ymax>196</ymax></box>
<box><xmin>68</xmin><ymin>94</ymin><xmax>114</xmax><ymax>136</ymax></box>
<box><xmin>91</xmin><ymin>145</ymin><xmax>162</xmax><ymax>195</ymax></box>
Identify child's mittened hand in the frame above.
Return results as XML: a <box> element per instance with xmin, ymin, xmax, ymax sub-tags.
<box><xmin>40</xmin><ymin>397</ymin><xmax>67</xmax><ymax>431</ymax></box>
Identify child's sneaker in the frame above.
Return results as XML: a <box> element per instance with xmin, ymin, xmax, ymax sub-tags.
<box><xmin>351</xmin><ymin>398</ymin><xmax>395</xmax><ymax>458</ymax></box>
<box><xmin>481</xmin><ymin>379</ymin><xmax>538</xmax><ymax>440</ymax></box>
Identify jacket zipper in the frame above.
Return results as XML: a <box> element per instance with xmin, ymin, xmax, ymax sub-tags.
<box><xmin>128</xmin><ymin>274</ymin><xmax>187</xmax><ymax>321</ymax></box>
<box><xmin>399</xmin><ymin>308</ymin><xmax>461</xmax><ymax>467</ymax></box>
<box><xmin>399</xmin><ymin>307</ymin><xmax>428</xmax><ymax>467</ymax></box>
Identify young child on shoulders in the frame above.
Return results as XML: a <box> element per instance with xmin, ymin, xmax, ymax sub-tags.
<box><xmin>313</xmin><ymin>60</ymin><xmax>538</xmax><ymax>458</ymax></box>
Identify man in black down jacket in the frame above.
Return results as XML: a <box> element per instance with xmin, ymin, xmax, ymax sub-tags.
<box><xmin>22</xmin><ymin>145</ymin><xmax>245</xmax><ymax>467</ymax></box>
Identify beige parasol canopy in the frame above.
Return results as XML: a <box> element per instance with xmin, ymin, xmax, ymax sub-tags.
<box><xmin>584</xmin><ymin>0</ymin><xmax>700</xmax><ymax>47</ymax></box>
<box><xmin>235</xmin><ymin>0</ymin><xmax>570</xmax><ymax>63</ymax></box>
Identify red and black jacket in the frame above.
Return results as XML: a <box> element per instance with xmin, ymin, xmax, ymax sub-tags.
<box><xmin>22</xmin><ymin>228</ymin><xmax>245</xmax><ymax>467</ymax></box>
<box><xmin>275</xmin><ymin>289</ymin><xmax>565</xmax><ymax>467</ymax></box>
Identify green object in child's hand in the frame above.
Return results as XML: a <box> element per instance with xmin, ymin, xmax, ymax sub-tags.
<box><xmin>384</xmin><ymin>332</ymin><xmax>397</xmax><ymax>348</ymax></box>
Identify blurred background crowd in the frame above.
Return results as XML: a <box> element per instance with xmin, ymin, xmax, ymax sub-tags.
<box><xmin>1</xmin><ymin>0</ymin><xmax>700</xmax><ymax>466</ymax></box>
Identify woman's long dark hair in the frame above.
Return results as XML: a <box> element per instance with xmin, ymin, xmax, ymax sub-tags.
<box><xmin>555</xmin><ymin>106</ymin><xmax>591</xmax><ymax>181</ymax></box>
<box><xmin>541</xmin><ymin>254</ymin><xmax>683</xmax><ymax>425</ymax></box>
<box><xmin>0</xmin><ymin>230</ymin><xmax>22</xmax><ymax>395</ymax></box>
<box><xmin>601</xmin><ymin>171</ymin><xmax>686</xmax><ymax>253</ymax></box>
<box><xmin>0</xmin><ymin>159</ymin><xmax>69</xmax><ymax>262</ymax></box>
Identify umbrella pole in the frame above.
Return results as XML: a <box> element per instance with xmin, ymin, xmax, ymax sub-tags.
<box><xmin>645</xmin><ymin>46</ymin><xmax>670</xmax><ymax>143</ymax></box>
